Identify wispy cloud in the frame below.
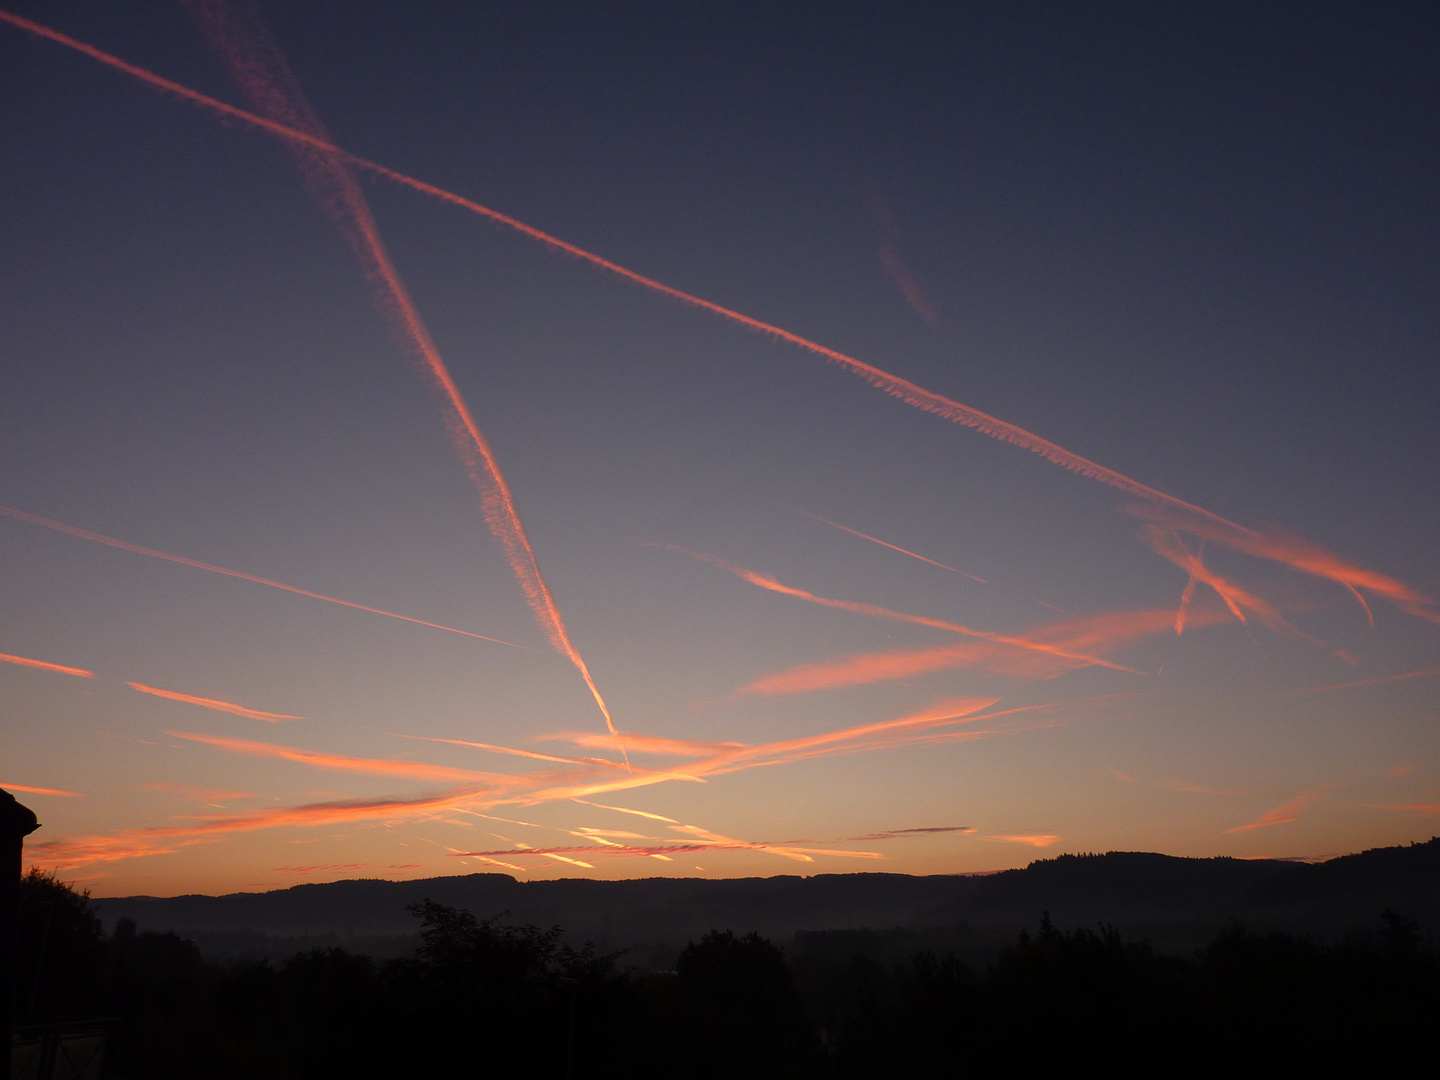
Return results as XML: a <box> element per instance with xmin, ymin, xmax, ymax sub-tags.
<box><xmin>860</xmin><ymin>179</ymin><xmax>941</xmax><ymax>328</ymax></box>
<box><xmin>1113</xmin><ymin>771</ymin><xmax>1240</xmax><ymax>797</ymax></box>
<box><xmin>983</xmin><ymin>834</ymin><xmax>1059</xmax><ymax>848</ymax></box>
<box><xmin>1226</xmin><ymin>789</ymin><xmax>1329</xmax><ymax>834</ymax></box>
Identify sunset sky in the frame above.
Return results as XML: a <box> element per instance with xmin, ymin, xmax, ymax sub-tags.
<box><xmin>2</xmin><ymin>2</ymin><xmax>1437</xmax><ymax>897</ymax></box>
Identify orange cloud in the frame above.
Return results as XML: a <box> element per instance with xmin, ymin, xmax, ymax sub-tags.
<box><xmin>5</xmin><ymin>8</ymin><xmax>1429</xmax><ymax>626</ymax></box>
<box><xmin>0</xmin><ymin>504</ymin><xmax>523</xmax><ymax>648</ymax></box>
<box><xmin>2</xmin><ymin>783</ymin><xmax>85</xmax><ymax>798</ymax></box>
<box><xmin>128</xmin><ymin>682</ymin><xmax>303</xmax><ymax>722</ymax></box>
<box><xmin>984</xmin><ymin>834</ymin><xmax>1059</xmax><ymax>848</ymax></box>
<box><xmin>0</xmin><ymin>651</ymin><xmax>94</xmax><ymax>679</ymax></box>
<box><xmin>1226</xmin><ymin>789</ymin><xmax>1327</xmax><ymax>833</ymax></box>
<box><xmin>177</xmin><ymin>2</ymin><xmax>623</xmax><ymax>759</ymax></box>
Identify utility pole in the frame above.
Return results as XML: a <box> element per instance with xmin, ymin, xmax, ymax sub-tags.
<box><xmin>0</xmin><ymin>789</ymin><xmax>41</xmax><ymax>1080</ymax></box>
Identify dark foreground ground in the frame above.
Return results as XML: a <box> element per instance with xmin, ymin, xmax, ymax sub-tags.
<box><xmin>18</xmin><ymin>838</ymin><xmax>1440</xmax><ymax>1077</ymax></box>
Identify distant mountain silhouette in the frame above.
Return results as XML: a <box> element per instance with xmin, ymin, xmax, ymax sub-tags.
<box><xmin>92</xmin><ymin>837</ymin><xmax>1440</xmax><ymax>964</ymax></box>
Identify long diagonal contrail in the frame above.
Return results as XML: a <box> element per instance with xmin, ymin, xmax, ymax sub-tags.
<box><xmin>657</xmin><ymin>544</ymin><xmax>1138</xmax><ymax>673</ymax></box>
<box><xmin>0</xmin><ymin>9</ymin><xmax>1430</xmax><ymax>624</ymax></box>
<box><xmin>0</xmin><ymin>504</ymin><xmax>523</xmax><ymax>648</ymax></box>
<box><xmin>176</xmin><ymin>1</ymin><xmax>623</xmax><ymax>755</ymax></box>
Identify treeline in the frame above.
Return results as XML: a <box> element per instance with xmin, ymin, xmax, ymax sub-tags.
<box><xmin>17</xmin><ymin>869</ymin><xmax>1439</xmax><ymax>1077</ymax></box>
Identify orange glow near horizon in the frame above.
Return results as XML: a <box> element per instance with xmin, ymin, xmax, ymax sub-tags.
<box><xmin>129</xmin><ymin>682</ymin><xmax>303</xmax><ymax>723</ymax></box>
<box><xmin>0</xmin><ymin>8</ymin><xmax>1428</xmax><ymax>632</ymax></box>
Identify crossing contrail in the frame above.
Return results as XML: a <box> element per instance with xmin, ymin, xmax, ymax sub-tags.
<box><xmin>0</xmin><ymin>9</ymin><xmax>1426</xmax><ymax>625</ymax></box>
<box><xmin>179</xmin><ymin>1</ymin><xmax>623</xmax><ymax>755</ymax></box>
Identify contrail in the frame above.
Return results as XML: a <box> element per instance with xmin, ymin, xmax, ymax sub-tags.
<box><xmin>1264</xmin><ymin>668</ymin><xmax>1440</xmax><ymax>698</ymax></box>
<box><xmin>657</xmin><ymin>544</ymin><xmax>1138</xmax><ymax>673</ymax></box>
<box><xmin>170</xmin><ymin>731</ymin><xmax>513</xmax><ymax>784</ymax></box>
<box><xmin>129</xmin><ymin>681</ymin><xmax>303</xmax><ymax>722</ymax></box>
<box><xmin>0</xmin><ymin>9</ymin><xmax>1425</xmax><ymax>624</ymax></box>
<box><xmin>734</xmin><ymin>607</ymin><xmax>1225</xmax><ymax>696</ymax></box>
<box><xmin>177</xmin><ymin>1</ymin><xmax>623</xmax><ymax>757</ymax></box>
<box><xmin>0</xmin><ymin>504</ymin><xmax>524</xmax><ymax>648</ymax></box>
<box><xmin>0</xmin><ymin>651</ymin><xmax>95</xmax><ymax>679</ymax></box>
<box><xmin>790</xmin><ymin>505</ymin><xmax>984</xmax><ymax>579</ymax></box>
<box><xmin>0</xmin><ymin>783</ymin><xmax>84</xmax><ymax>798</ymax></box>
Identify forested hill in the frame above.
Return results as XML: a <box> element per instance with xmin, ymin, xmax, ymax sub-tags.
<box><xmin>91</xmin><ymin>837</ymin><xmax>1440</xmax><ymax>964</ymax></box>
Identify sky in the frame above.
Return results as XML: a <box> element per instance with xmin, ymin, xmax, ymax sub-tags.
<box><xmin>1</xmin><ymin>1</ymin><xmax>1437</xmax><ymax>897</ymax></box>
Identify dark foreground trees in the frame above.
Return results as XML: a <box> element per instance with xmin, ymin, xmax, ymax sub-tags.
<box><xmin>14</xmin><ymin>871</ymin><xmax>1439</xmax><ymax>1078</ymax></box>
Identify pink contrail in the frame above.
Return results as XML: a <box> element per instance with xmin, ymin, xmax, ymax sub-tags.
<box><xmin>0</xmin><ymin>651</ymin><xmax>95</xmax><ymax>679</ymax></box>
<box><xmin>1</xmin><ymin>8</ymin><xmax>1424</xmax><ymax>624</ymax></box>
<box><xmin>791</xmin><ymin>506</ymin><xmax>984</xmax><ymax>580</ymax></box>
<box><xmin>170</xmin><ymin>731</ymin><xmax>513</xmax><ymax>784</ymax></box>
<box><xmin>0</xmin><ymin>504</ymin><xmax>523</xmax><ymax>648</ymax></box>
<box><xmin>129</xmin><ymin>682</ymin><xmax>303</xmax><ymax>723</ymax></box>
<box><xmin>734</xmin><ymin>607</ymin><xmax>1226</xmax><ymax>696</ymax></box>
<box><xmin>658</xmin><ymin>544</ymin><xmax>1137</xmax><ymax>673</ymax></box>
<box><xmin>179</xmin><ymin>1</ymin><xmax>622</xmax><ymax>757</ymax></box>
<box><xmin>1</xmin><ymin>783</ymin><xmax>85</xmax><ymax>798</ymax></box>
<box><xmin>1265</xmin><ymin>668</ymin><xmax>1440</xmax><ymax>698</ymax></box>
